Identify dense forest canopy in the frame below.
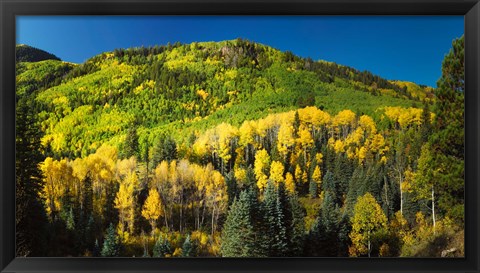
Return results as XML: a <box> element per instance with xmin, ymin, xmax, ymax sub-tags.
<box><xmin>15</xmin><ymin>37</ymin><xmax>464</xmax><ymax>257</ymax></box>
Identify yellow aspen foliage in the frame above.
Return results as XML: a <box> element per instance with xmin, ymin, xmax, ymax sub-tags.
<box><xmin>269</xmin><ymin>161</ymin><xmax>285</xmax><ymax>186</ymax></box>
<box><xmin>384</xmin><ymin>106</ymin><xmax>423</xmax><ymax>129</ymax></box>
<box><xmin>297</xmin><ymin>128</ymin><xmax>314</xmax><ymax>149</ymax></box>
<box><xmin>294</xmin><ymin>164</ymin><xmax>303</xmax><ymax>184</ymax></box>
<box><xmin>238</xmin><ymin>120</ymin><xmax>256</xmax><ymax>147</ymax></box>
<box><xmin>40</xmin><ymin>157</ymin><xmax>73</xmax><ymax>218</ymax></box>
<box><xmin>349</xmin><ymin>193</ymin><xmax>387</xmax><ymax>257</ymax></box>
<box><xmin>216</xmin><ymin>123</ymin><xmax>238</xmax><ymax>164</ymax></box>
<box><xmin>196</xmin><ymin>89</ymin><xmax>209</xmax><ymax>100</ymax></box>
<box><xmin>234</xmin><ymin>167</ymin><xmax>247</xmax><ymax>185</ymax></box>
<box><xmin>192</xmin><ymin>132</ymin><xmax>210</xmax><ymax>159</ymax></box>
<box><xmin>142</xmin><ymin>188</ymin><xmax>163</xmax><ymax>233</ymax></box>
<box><xmin>357</xmin><ymin>146</ymin><xmax>367</xmax><ymax>164</ymax></box>
<box><xmin>154</xmin><ymin>160</ymin><xmax>169</xmax><ymax>188</ymax></box>
<box><xmin>333</xmin><ymin>139</ymin><xmax>345</xmax><ymax>153</ymax></box>
<box><xmin>312</xmin><ymin>166</ymin><xmax>321</xmax><ymax>182</ymax></box>
<box><xmin>298</xmin><ymin>106</ymin><xmax>331</xmax><ymax>129</ymax></box>
<box><xmin>402</xmin><ymin>167</ymin><xmax>415</xmax><ymax>193</ymax></box>
<box><xmin>285</xmin><ymin>172</ymin><xmax>296</xmax><ymax>195</ymax></box>
<box><xmin>71</xmin><ymin>157</ymin><xmax>88</xmax><ymax>182</ymax></box>
<box><xmin>315</xmin><ymin>153</ymin><xmax>323</xmax><ymax>164</ymax></box>
<box><xmin>254</xmin><ymin>149</ymin><xmax>271</xmax><ymax>191</ymax></box>
<box><xmin>332</xmin><ymin>109</ymin><xmax>356</xmax><ymax>137</ymax></box>
<box><xmin>114</xmin><ymin>182</ymin><xmax>135</xmax><ymax>236</ymax></box>
<box><xmin>358</xmin><ymin>115</ymin><xmax>377</xmax><ymax>135</ymax></box>
<box><xmin>380</xmin><ymin>156</ymin><xmax>388</xmax><ymax>165</ymax></box>
<box><xmin>277</xmin><ymin>123</ymin><xmax>295</xmax><ymax>157</ymax></box>
<box><xmin>116</xmin><ymin>156</ymin><xmax>137</xmax><ymax>179</ymax></box>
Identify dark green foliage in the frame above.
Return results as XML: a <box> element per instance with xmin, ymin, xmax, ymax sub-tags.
<box><xmin>221</xmin><ymin>190</ymin><xmax>257</xmax><ymax>257</ymax></box>
<box><xmin>15</xmin><ymin>96</ymin><xmax>48</xmax><ymax>257</ymax></box>
<box><xmin>66</xmin><ymin>208</ymin><xmax>76</xmax><ymax>230</ymax></box>
<box><xmin>121</xmin><ymin>126</ymin><xmax>139</xmax><ymax>159</ymax></box>
<box><xmin>93</xmin><ymin>239</ymin><xmax>101</xmax><ymax>257</ymax></box>
<box><xmin>151</xmin><ymin>134</ymin><xmax>177</xmax><ymax>167</ymax></box>
<box><xmin>15</xmin><ymin>39</ymin><xmax>464</xmax><ymax>258</ymax></box>
<box><xmin>262</xmin><ymin>181</ymin><xmax>288</xmax><ymax>256</ymax></box>
<box><xmin>429</xmin><ymin>36</ymin><xmax>465</xmax><ymax>222</ymax></box>
<box><xmin>307</xmin><ymin>191</ymin><xmax>340</xmax><ymax>256</ymax></box>
<box><xmin>101</xmin><ymin>223</ymin><xmax>121</xmax><ymax>257</ymax></box>
<box><xmin>16</xmin><ymin>44</ymin><xmax>61</xmax><ymax>63</ymax></box>
<box><xmin>181</xmin><ymin>235</ymin><xmax>195</xmax><ymax>257</ymax></box>
<box><xmin>286</xmin><ymin>193</ymin><xmax>306</xmax><ymax>256</ymax></box>
<box><xmin>225</xmin><ymin>171</ymin><xmax>238</xmax><ymax>207</ymax></box>
<box><xmin>153</xmin><ymin>235</ymin><xmax>172</xmax><ymax>257</ymax></box>
<box><xmin>309</xmin><ymin>179</ymin><xmax>318</xmax><ymax>198</ymax></box>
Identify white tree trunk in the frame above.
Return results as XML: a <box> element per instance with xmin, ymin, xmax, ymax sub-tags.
<box><xmin>432</xmin><ymin>186</ymin><xmax>436</xmax><ymax>234</ymax></box>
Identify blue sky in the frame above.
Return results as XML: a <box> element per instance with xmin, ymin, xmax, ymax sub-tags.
<box><xmin>16</xmin><ymin>16</ymin><xmax>463</xmax><ymax>87</ymax></box>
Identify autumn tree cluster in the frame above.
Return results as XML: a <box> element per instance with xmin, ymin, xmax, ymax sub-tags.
<box><xmin>15</xmin><ymin>37</ymin><xmax>464</xmax><ymax>257</ymax></box>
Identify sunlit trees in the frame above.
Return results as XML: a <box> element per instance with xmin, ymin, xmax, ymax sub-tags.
<box><xmin>349</xmin><ymin>193</ymin><xmax>387</xmax><ymax>257</ymax></box>
<box><xmin>142</xmin><ymin>188</ymin><xmax>163</xmax><ymax>235</ymax></box>
<box><xmin>254</xmin><ymin>149</ymin><xmax>271</xmax><ymax>191</ymax></box>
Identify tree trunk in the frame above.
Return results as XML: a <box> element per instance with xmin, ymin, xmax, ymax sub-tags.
<box><xmin>211</xmin><ymin>206</ymin><xmax>216</xmax><ymax>237</ymax></box>
<box><xmin>368</xmin><ymin>239</ymin><xmax>371</xmax><ymax>258</ymax></box>
<box><xmin>432</xmin><ymin>186</ymin><xmax>436</xmax><ymax>235</ymax></box>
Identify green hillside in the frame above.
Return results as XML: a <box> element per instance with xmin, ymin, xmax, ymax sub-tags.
<box><xmin>16</xmin><ymin>44</ymin><xmax>61</xmax><ymax>63</ymax></box>
<box><xmin>15</xmin><ymin>38</ymin><xmax>464</xmax><ymax>258</ymax></box>
<box><xmin>21</xmin><ymin>39</ymin><xmax>429</xmax><ymax>158</ymax></box>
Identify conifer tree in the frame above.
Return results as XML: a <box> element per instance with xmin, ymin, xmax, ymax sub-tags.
<box><xmin>15</xmin><ymin>96</ymin><xmax>48</xmax><ymax>256</ymax></box>
<box><xmin>221</xmin><ymin>190</ymin><xmax>256</xmax><ymax>257</ymax></box>
<box><xmin>101</xmin><ymin>223</ymin><xmax>121</xmax><ymax>257</ymax></box>
<box><xmin>262</xmin><ymin>181</ymin><xmax>288</xmax><ymax>256</ymax></box>
<box><xmin>153</xmin><ymin>235</ymin><xmax>172</xmax><ymax>257</ymax></box>
<box><xmin>93</xmin><ymin>239</ymin><xmax>101</xmax><ymax>257</ymax></box>
<box><xmin>182</xmin><ymin>235</ymin><xmax>195</xmax><ymax>257</ymax></box>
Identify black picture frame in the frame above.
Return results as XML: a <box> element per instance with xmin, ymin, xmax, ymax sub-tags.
<box><xmin>1</xmin><ymin>0</ymin><xmax>479</xmax><ymax>272</ymax></box>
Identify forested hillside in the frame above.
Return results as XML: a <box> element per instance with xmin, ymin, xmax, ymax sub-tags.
<box><xmin>15</xmin><ymin>37</ymin><xmax>464</xmax><ymax>258</ymax></box>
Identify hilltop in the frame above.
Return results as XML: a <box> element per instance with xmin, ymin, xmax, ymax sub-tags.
<box><xmin>16</xmin><ymin>39</ymin><xmax>431</xmax><ymax>159</ymax></box>
<box><xmin>16</xmin><ymin>44</ymin><xmax>61</xmax><ymax>63</ymax></box>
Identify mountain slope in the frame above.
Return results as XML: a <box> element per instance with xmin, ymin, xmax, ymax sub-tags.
<box><xmin>16</xmin><ymin>44</ymin><xmax>61</xmax><ymax>63</ymax></box>
<box><xmin>18</xmin><ymin>39</ymin><xmax>431</xmax><ymax>158</ymax></box>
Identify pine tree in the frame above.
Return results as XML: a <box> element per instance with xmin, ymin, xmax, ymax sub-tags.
<box><xmin>182</xmin><ymin>235</ymin><xmax>195</xmax><ymax>257</ymax></box>
<box><xmin>153</xmin><ymin>235</ymin><xmax>172</xmax><ymax>257</ymax></box>
<box><xmin>309</xmin><ymin>179</ymin><xmax>318</xmax><ymax>198</ymax></box>
<box><xmin>430</xmin><ymin>35</ymin><xmax>464</xmax><ymax>223</ymax></box>
<box><xmin>15</xmin><ymin>96</ymin><xmax>48</xmax><ymax>256</ymax></box>
<box><xmin>66</xmin><ymin>207</ymin><xmax>75</xmax><ymax>230</ymax></box>
<box><xmin>122</xmin><ymin>126</ymin><xmax>139</xmax><ymax>159</ymax></box>
<box><xmin>93</xmin><ymin>239</ymin><xmax>101</xmax><ymax>257</ymax></box>
<box><xmin>262</xmin><ymin>181</ymin><xmax>288</xmax><ymax>256</ymax></box>
<box><xmin>101</xmin><ymin>223</ymin><xmax>121</xmax><ymax>257</ymax></box>
<box><xmin>220</xmin><ymin>190</ymin><xmax>257</xmax><ymax>257</ymax></box>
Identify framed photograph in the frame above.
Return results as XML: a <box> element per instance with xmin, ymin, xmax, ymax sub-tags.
<box><xmin>1</xmin><ymin>0</ymin><xmax>479</xmax><ymax>272</ymax></box>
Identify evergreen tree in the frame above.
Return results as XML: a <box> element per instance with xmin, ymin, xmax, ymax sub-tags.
<box><xmin>153</xmin><ymin>235</ymin><xmax>172</xmax><ymax>257</ymax></box>
<box><xmin>93</xmin><ymin>239</ymin><xmax>101</xmax><ymax>257</ymax></box>
<box><xmin>151</xmin><ymin>134</ymin><xmax>177</xmax><ymax>167</ymax></box>
<box><xmin>101</xmin><ymin>223</ymin><xmax>121</xmax><ymax>257</ymax></box>
<box><xmin>66</xmin><ymin>207</ymin><xmax>75</xmax><ymax>230</ymax></box>
<box><xmin>182</xmin><ymin>235</ymin><xmax>195</xmax><ymax>257</ymax></box>
<box><xmin>15</xmin><ymin>96</ymin><xmax>48</xmax><ymax>256</ymax></box>
<box><xmin>309</xmin><ymin>179</ymin><xmax>318</xmax><ymax>198</ymax></box>
<box><xmin>220</xmin><ymin>190</ymin><xmax>257</xmax><ymax>257</ymax></box>
<box><xmin>122</xmin><ymin>126</ymin><xmax>139</xmax><ymax>159</ymax></box>
<box><xmin>429</xmin><ymin>35</ymin><xmax>465</xmax><ymax>222</ymax></box>
<box><xmin>287</xmin><ymin>193</ymin><xmax>306</xmax><ymax>256</ymax></box>
<box><xmin>262</xmin><ymin>181</ymin><xmax>288</xmax><ymax>256</ymax></box>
